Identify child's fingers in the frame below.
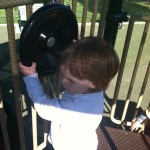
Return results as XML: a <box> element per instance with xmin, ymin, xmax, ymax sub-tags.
<box><xmin>78</xmin><ymin>35</ymin><xmax>81</xmax><ymax>40</ymax></box>
<box><xmin>32</xmin><ymin>62</ymin><xmax>37</xmax><ymax>68</ymax></box>
<box><xmin>19</xmin><ymin>62</ymin><xmax>25</xmax><ymax>69</ymax></box>
<box><xmin>72</xmin><ymin>39</ymin><xmax>77</xmax><ymax>43</ymax></box>
<box><xmin>19</xmin><ymin>62</ymin><xmax>36</xmax><ymax>68</ymax></box>
<box><xmin>130</xmin><ymin>126</ymin><xmax>134</xmax><ymax>132</ymax></box>
<box><xmin>135</xmin><ymin>127</ymin><xmax>138</xmax><ymax>131</ymax></box>
<box><xmin>72</xmin><ymin>35</ymin><xmax>81</xmax><ymax>43</ymax></box>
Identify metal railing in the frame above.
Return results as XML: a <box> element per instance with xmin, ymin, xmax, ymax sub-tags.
<box><xmin>110</xmin><ymin>16</ymin><xmax>150</xmax><ymax>127</ymax></box>
<box><xmin>0</xmin><ymin>87</ymin><xmax>11</xmax><ymax>150</ymax></box>
<box><xmin>0</xmin><ymin>0</ymin><xmax>107</xmax><ymax>150</ymax></box>
<box><xmin>0</xmin><ymin>0</ymin><xmax>149</xmax><ymax>150</ymax></box>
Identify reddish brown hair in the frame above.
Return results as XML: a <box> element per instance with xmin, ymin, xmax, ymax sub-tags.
<box><xmin>59</xmin><ymin>36</ymin><xmax>119</xmax><ymax>91</ymax></box>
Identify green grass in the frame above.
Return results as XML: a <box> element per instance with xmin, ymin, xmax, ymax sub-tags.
<box><xmin>0</xmin><ymin>7</ymin><xmax>19</xmax><ymax>24</ymax></box>
<box><xmin>123</xmin><ymin>0</ymin><xmax>150</xmax><ymax>16</ymax></box>
<box><xmin>0</xmin><ymin>0</ymin><xmax>150</xmax><ymax>24</ymax></box>
<box><xmin>64</xmin><ymin>0</ymin><xmax>102</xmax><ymax>22</ymax></box>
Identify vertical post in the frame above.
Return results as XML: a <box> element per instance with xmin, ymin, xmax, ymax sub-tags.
<box><xmin>97</xmin><ymin>0</ymin><xmax>109</xmax><ymax>38</ymax></box>
<box><xmin>103</xmin><ymin>0</ymin><xmax>128</xmax><ymax>47</ymax></box>
<box><xmin>80</xmin><ymin>0</ymin><xmax>89</xmax><ymax>38</ymax></box>
<box><xmin>6</xmin><ymin>8</ymin><xmax>26</xmax><ymax>150</ymax></box>
<box><xmin>72</xmin><ymin>0</ymin><xmax>77</xmax><ymax>14</ymax></box>
<box><xmin>110</xmin><ymin>19</ymin><xmax>134</xmax><ymax>125</ymax></box>
<box><xmin>0</xmin><ymin>87</ymin><xmax>11</xmax><ymax>150</ymax></box>
<box><xmin>90</xmin><ymin>0</ymin><xmax>98</xmax><ymax>36</ymax></box>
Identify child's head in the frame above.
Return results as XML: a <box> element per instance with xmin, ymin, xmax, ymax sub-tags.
<box><xmin>59</xmin><ymin>36</ymin><xmax>119</xmax><ymax>93</ymax></box>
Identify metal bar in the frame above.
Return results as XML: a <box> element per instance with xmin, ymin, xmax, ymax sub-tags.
<box><xmin>6</xmin><ymin>8</ymin><xmax>19</xmax><ymax>76</ymax></box>
<box><xmin>0</xmin><ymin>88</ymin><xmax>11</xmax><ymax>150</ymax></box>
<box><xmin>121</xmin><ymin>22</ymin><xmax>150</xmax><ymax>123</ymax></box>
<box><xmin>90</xmin><ymin>0</ymin><xmax>98</xmax><ymax>36</ymax></box>
<box><xmin>5</xmin><ymin>7</ymin><xmax>26</xmax><ymax>150</ymax></box>
<box><xmin>72</xmin><ymin>0</ymin><xmax>77</xmax><ymax>14</ymax></box>
<box><xmin>110</xmin><ymin>19</ymin><xmax>135</xmax><ymax>124</ymax></box>
<box><xmin>37</xmin><ymin>142</ymin><xmax>47</xmax><ymax>150</ymax></box>
<box><xmin>37</xmin><ymin>121</ymin><xmax>49</xmax><ymax>150</ymax></box>
<box><xmin>97</xmin><ymin>0</ymin><xmax>109</xmax><ymax>38</ymax></box>
<box><xmin>35</xmin><ymin>77</ymin><xmax>49</xmax><ymax>150</ymax></box>
<box><xmin>25</xmin><ymin>5</ymin><xmax>37</xmax><ymax>150</ymax></box>
<box><xmin>43</xmin><ymin>120</ymin><xmax>49</xmax><ymax>145</ymax></box>
<box><xmin>26</xmin><ymin>4</ymin><xmax>33</xmax><ymax>19</ymax></box>
<box><xmin>0</xmin><ymin>0</ymin><xmax>39</xmax><ymax>9</ymax></box>
<box><xmin>80</xmin><ymin>0</ymin><xmax>89</xmax><ymax>38</ymax></box>
<box><xmin>32</xmin><ymin>106</ymin><xmax>38</xmax><ymax>150</ymax></box>
<box><xmin>131</xmin><ymin>16</ymin><xmax>150</xmax><ymax>22</ymax></box>
<box><xmin>0</xmin><ymin>111</ymin><xmax>11</xmax><ymax>150</ymax></box>
<box><xmin>133</xmin><ymin>61</ymin><xmax>150</xmax><ymax>120</ymax></box>
<box><xmin>103</xmin><ymin>0</ymin><xmax>125</xmax><ymax>47</ymax></box>
<box><xmin>59</xmin><ymin>0</ymin><xmax>64</xmax><ymax>4</ymax></box>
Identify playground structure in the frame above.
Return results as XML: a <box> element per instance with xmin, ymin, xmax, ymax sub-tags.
<box><xmin>0</xmin><ymin>0</ymin><xmax>150</xmax><ymax>150</ymax></box>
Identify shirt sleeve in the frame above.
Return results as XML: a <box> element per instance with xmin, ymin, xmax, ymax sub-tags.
<box><xmin>23</xmin><ymin>75</ymin><xmax>62</xmax><ymax>122</ymax></box>
<box><xmin>23</xmin><ymin>75</ymin><xmax>102</xmax><ymax>126</ymax></box>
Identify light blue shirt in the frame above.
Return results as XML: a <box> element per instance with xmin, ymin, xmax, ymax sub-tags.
<box><xmin>24</xmin><ymin>75</ymin><xmax>104</xmax><ymax>150</ymax></box>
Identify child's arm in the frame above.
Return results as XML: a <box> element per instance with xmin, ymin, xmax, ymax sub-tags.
<box><xmin>19</xmin><ymin>62</ymin><xmax>60</xmax><ymax>121</ymax></box>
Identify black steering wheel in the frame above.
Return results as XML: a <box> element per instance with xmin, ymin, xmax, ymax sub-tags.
<box><xmin>19</xmin><ymin>3</ymin><xmax>78</xmax><ymax>76</ymax></box>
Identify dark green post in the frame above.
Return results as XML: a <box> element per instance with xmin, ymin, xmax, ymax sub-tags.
<box><xmin>103</xmin><ymin>0</ymin><xmax>129</xmax><ymax>47</ymax></box>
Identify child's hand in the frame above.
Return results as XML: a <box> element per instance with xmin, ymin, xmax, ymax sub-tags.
<box><xmin>19</xmin><ymin>62</ymin><xmax>37</xmax><ymax>76</ymax></box>
<box><xmin>130</xmin><ymin>119</ymin><xmax>142</xmax><ymax>132</ymax></box>
<box><xmin>72</xmin><ymin>39</ymin><xmax>78</xmax><ymax>43</ymax></box>
<box><xmin>72</xmin><ymin>35</ymin><xmax>81</xmax><ymax>43</ymax></box>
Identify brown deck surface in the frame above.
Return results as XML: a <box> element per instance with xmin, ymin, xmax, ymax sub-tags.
<box><xmin>97</xmin><ymin>125</ymin><xmax>150</xmax><ymax>150</ymax></box>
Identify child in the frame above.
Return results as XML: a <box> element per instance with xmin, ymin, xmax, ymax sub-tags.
<box><xmin>19</xmin><ymin>36</ymin><xmax>119</xmax><ymax>150</ymax></box>
<box><xmin>130</xmin><ymin>106</ymin><xmax>150</xmax><ymax>132</ymax></box>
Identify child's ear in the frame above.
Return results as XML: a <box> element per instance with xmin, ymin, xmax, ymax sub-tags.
<box><xmin>89</xmin><ymin>82</ymin><xmax>96</xmax><ymax>89</ymax></box>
